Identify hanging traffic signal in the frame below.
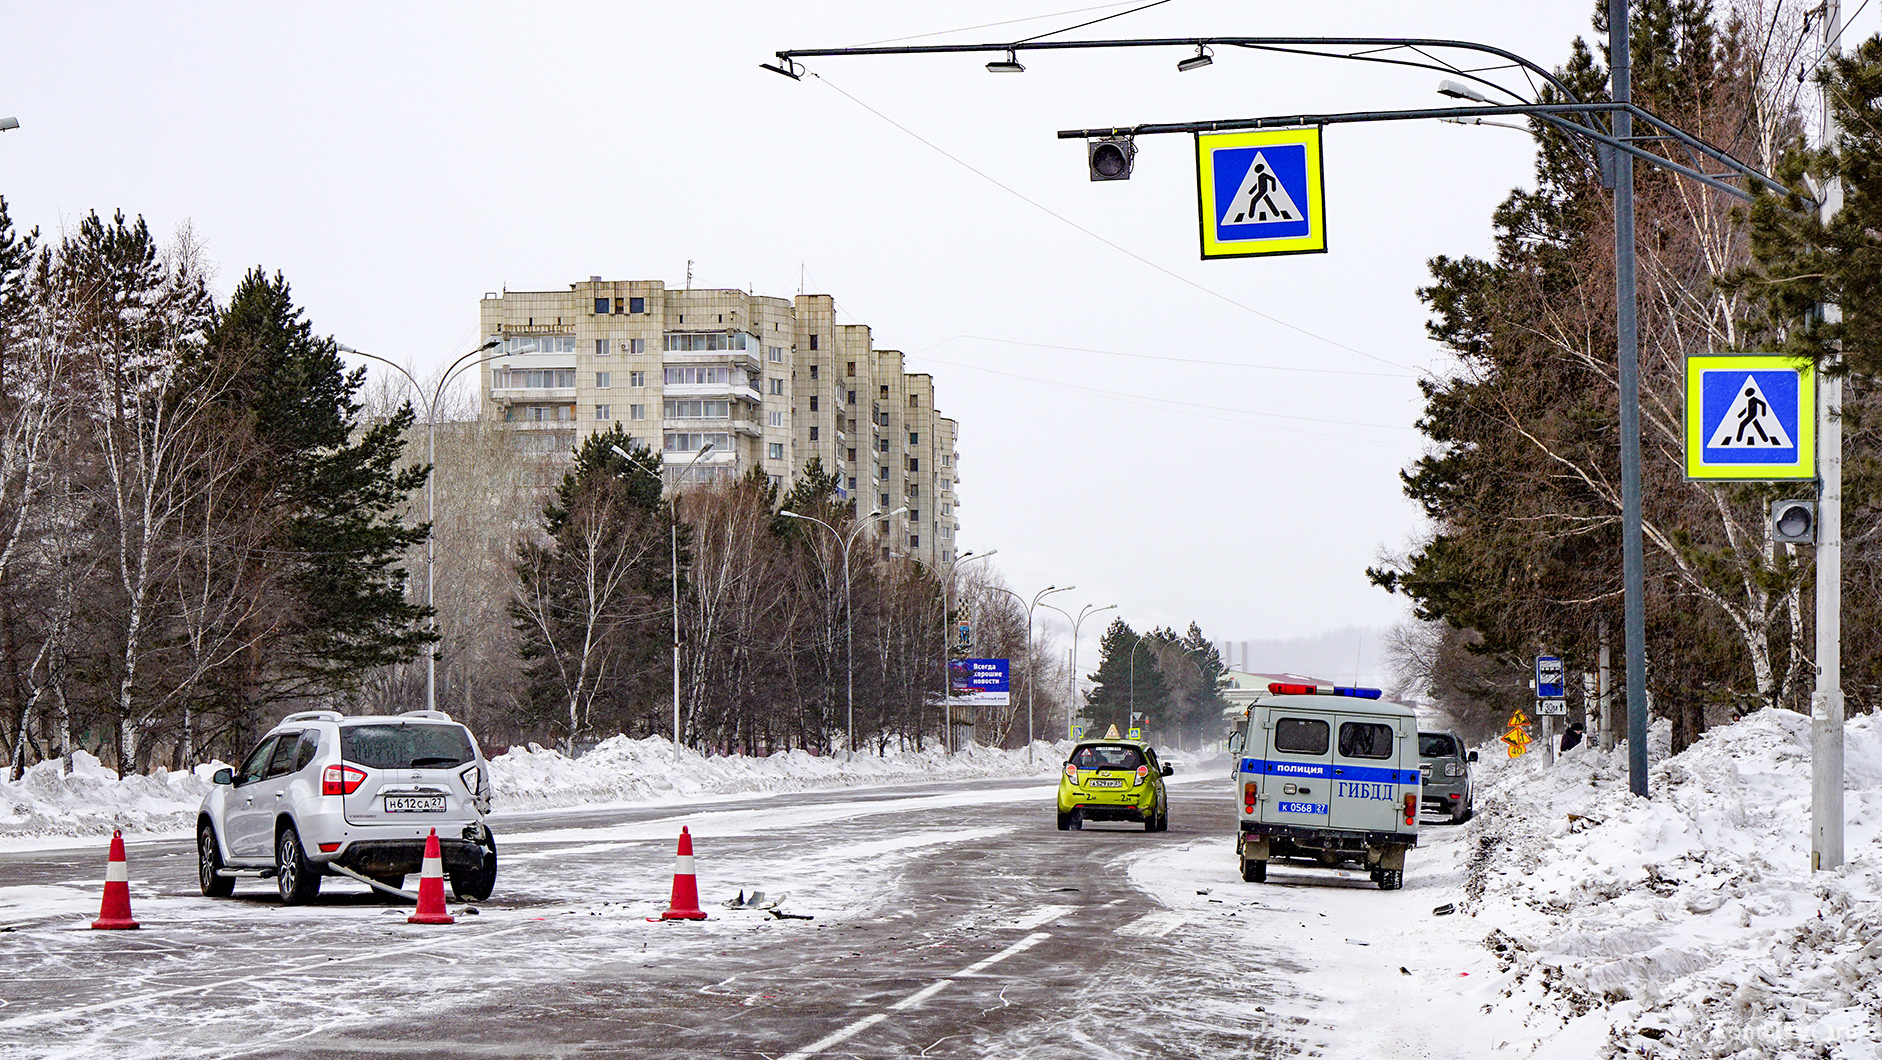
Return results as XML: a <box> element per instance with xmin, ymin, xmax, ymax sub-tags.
<box><xmin>1088</xmin><ymin>138</ymin><xmax>1136</xmax><ymax>181</ymax></box>
<box><xmin>1771</xmin><ymin>499</ymin><xmax>1816</xmax><ymax>544</ymax></box>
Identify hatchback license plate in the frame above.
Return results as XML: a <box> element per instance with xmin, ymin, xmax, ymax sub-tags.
<box><xmin>1086</xmin><ymin>778</ymin><xmax>1123</xmax><ymax>788</ymax></box>
<box><xmin>385</xmin><ymin>795</ymin><xmax>445</xmax><ymax>813</ymax></box>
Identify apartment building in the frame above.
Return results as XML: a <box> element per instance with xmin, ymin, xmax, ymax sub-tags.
<box><xmin>478</xmin><ymin>279</ymin><xmax>962</xmax><ymax>566</ymax></box>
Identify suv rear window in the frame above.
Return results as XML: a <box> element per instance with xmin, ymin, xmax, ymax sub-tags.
<box><xmin>342</xmin><ymin>723</ymin><xmax>475</xmax><ymax>770</ymax></box>
<box><xmin>1273</xmin><ymin>717</ymin><xmax>1330</xmax><ymax>755</ymax></box>
<box><xmin>1071</xmin><ymin>744</ymin><xmax>1143</xmax><ymax>770</ymax></box>
<box><xmin>1419</xmin><ymin>733</ymin><xmax>1459</xmax><ymax>758</ymax></box>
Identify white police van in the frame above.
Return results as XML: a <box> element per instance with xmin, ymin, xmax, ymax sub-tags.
<box><xmin>1226</xmin><ymin>682</ymin><xmax>1420</xmax><ymax>889</ymax></box>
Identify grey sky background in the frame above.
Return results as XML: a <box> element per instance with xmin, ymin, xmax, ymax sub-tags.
<box><xmin>7</xmin><ymin>1</ymin><xmax>1843</xmax><ymax>683</ymax></box>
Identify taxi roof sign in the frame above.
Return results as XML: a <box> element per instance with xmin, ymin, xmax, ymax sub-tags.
<box><xmin>1684</xmin><ymin>354</ymin><xmax>1814</xmax><ymax>480</ymax></box>
<box><xmin>1196</xmin><ymin>127</ymin><xmax>1326</xmax><ymax>259</ymax></box>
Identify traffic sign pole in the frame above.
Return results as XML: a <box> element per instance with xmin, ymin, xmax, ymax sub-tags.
<box><xmin>1813</xmin><ymin>0</ymin><xmax>1846</xmax><ymax>874</ymax></box>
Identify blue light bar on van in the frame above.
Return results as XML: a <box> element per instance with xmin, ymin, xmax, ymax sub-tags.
<box><xmin>1332</xmin><ymin>686</ymin><xmax>1382</xmax><ymax>699</ymax></box>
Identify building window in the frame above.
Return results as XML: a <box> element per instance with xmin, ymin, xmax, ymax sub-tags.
<box><xmin>768</xmin><ymin>443</ymin><xmax>784</xmax><ymax>460</ymax></box>
<box><xmin>594</xmin><ymin>297</ymin><xmax>609</xmax><ymax>315</ymax></box>
<box><xmin>629</xmin><ymin>338</ymin><xmax>646</xmax><ymax>354</ymax></box>
<box><xmin>910</xmin><ymin>510</ymin><xmax>920</xmax><ymax>522</ymax></box>
<box><xmin>879</xmin><ymin>520</ymin><xmax>888</xmax><ymax>534</ymax></box>
<box><xmin>664</xmin><ymin>366</ymin><xmax>730</xmax><ymax>385</ymax></box>
<box><xmin>909</xmin><ymin>535</ymin><xmax>920</xmax><ymax>548</ymax></box>
<box><xmin>909</xmin><ymin>483</ymin><xmax>920</xmax><ymax>497</ymax></box>
<box><xmin>877</xmin><ymin>438</ymin><xmax>889</xmax><ymax>453</ymax></box>
<box><xmin>664</xmin><ymin>399</ymin><xmax>730</xmax><ymax>419</ymax></box>
<box><xmin>880</xmin><ymin>384</ymin><xmax>890</xmax><ymax>399</ymax></box>
<box><xmin>492</xmin><ymin>368</ymin><xmax>578</xmax><ymax>389</ymax></box>
<box><xmin>809</xmin><ymin>396</ymin><xmax>819</xmax><ymax>411</ymax></box>
<box><xmin>845</xmin><ymin>361</ymin><xmax>855</xmax><ymax>377</ymax></box>
<box><xmin>847</xmin><ymin>448</ymin><xmax>856</xmax><ymax>462</ymax></box>
<box><xmin>770</xmin><ymin>474</ymin><xmax>782</xmax><ymax>488</ymax></box>
<box><xmin>666</xmin><ymin>432</ymin><xmax>732</xmax><ymax>453</ymax></box>
<box><xmin>629</xmin><ymin>371</ymin><xmax>645</xmax><ymax>387</ymax></box>
<box><xmin>942</xmin><ymin>454</ymin><xmax>952</xmax><ymax>467</ymax></box>
<box><xmin>613</xmin><ymin>298</ymin><xmax>624</xmax><ymax>314</ymax></box>
<box><xmin>908</xmin><ymin>432</ymin><xmax>918</xmax><ymax>445</ymax></box>
<box><xmin>848</xmin><ymin>476</ymin><xmax>857</xmax><ymax>490</ymax></box>
<box><xmin>596</xmin><ymin>372</ymin><xmax>610</xmax><ymax>388</ymax></box>
<box><xmin>630</xmin><ymin>296</ymin><xmax>646</xmax><ymax>313</ymax></box>
<box><xmin>596</xmin><ymin>339</ymin><xmax>608</xmax><ymax>357</ymax></box>
<box><xmin>768</xmin><ymin>346</ymin><xmax>784</xmax><ymax>363</ymax></box>
<box><xmin>942</xmin><ymin>503</ymin><xmax>951</xmax><ymax>515</ymax></box>
<box><xmin>810</xmin><ymin>334</ymin><xmax>820</xmax><ymax>350</ymax></box>
<box><xmin>769</xmin><ymin>377</ymin><xmax>783</xmax><ymax>395</ymax></box>
<box><xmin>846</xmin><ymin>390</ymin><xmax>857</xmax><ymax>404</ymax></box>
<box><xmin>809</xmin><ymin>364</ymin><xmax>819</xmax><ymax>379</ymax></box>
<box><xmin>907</xmin><ymin>458</ymin><xmax>919</xmax><ymax>472</ymax></box>
<box><xmin>880</xmin><ymin>493</ymin><xmax>889</xmax><ymax>508</ymax></box>
<box><xmin>595</xmin><ymin>405</ymin><xmax>611</xmax><ymax>420</ymax></box>
<box><xmin>909</xmin><ymin>394</ymin><xmax>919</xmax><ymax>408</ymax></box>
<box><xmin>809</xmin><ymin>426</ymin><xmax>819</xmax><ymax>441</ymax></box>
<box><xmin>630</xmin><ymin>404</ymin><xmax>646</xmax><ymax>420</ymax></box>
<box><xmin>496</xmin><ymin>335</ymin><xmax>578</xmax><ymax>355</ymax></box>
<box><xmin>767</xmin><ymin>410</ymin><xmax>784</xmax><ymax>427</ymax></box>
<box><xmin>878</xmin><ymin>466</ymin><xmax>888</xmax><ymax>480</ymax></box>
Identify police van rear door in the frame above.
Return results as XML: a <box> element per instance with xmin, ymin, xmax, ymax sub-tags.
<box><xmin>1330</xmin><ymin>715</ymin><xmax>1409</xmax><ymax>832</ymax></box>
<box><xmin>1258</xmin><ymin>706</ymin><xmax>1333</xmax><ymax>829</ymax></box>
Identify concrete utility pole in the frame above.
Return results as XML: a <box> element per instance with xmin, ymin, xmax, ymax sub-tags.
<box><xmin>1813</xmin><ymin>0</ymin><xmax>1846</xmax><ymax>873</ymax></box>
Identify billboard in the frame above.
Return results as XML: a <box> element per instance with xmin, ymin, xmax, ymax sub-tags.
<box><xmin>948</xmin><ymin>658</ymin><xmax>1010</xmax><ymax>706</ymax></box>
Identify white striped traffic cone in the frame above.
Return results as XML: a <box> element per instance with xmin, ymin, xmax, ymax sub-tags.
<box><xmin>407</xmin><ymin>828</ymin><xmax>455</xmax><ymax>925</ymax></box>
<box><xmin>92</xmin><ymin>829</ymin><xmax>139</xmax><ymax>930</ymax></box>
<box><xmin>658</xmin><ymin>827</ymin><xmax>707</xmax><ymax>921</ymax></box>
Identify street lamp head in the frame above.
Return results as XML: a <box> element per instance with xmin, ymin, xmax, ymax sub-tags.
<box><xmin>477</xmin><ymin>339</ymin><xmax>501</xmax><ymax>352</ymax></box>
<box><xmin>1437</xmin><ymin>79</ymin><xmax>1491</xmax><ymax>103</ymax></box>
<box><xmin>889</xmin><ymin>505</ymin><xmax>909</xmax><ymax>517</ymax></box>
<box><xmin>1176</xmin><ymin>46</ymin><xmax>1213</xmax><ymax>73</ymax></box>
<box><xmin>0</xmin><ymin>117</ymin><xmax>18</xmax><ymax>133</ymax></box>
<box><xmin>986</xmin><ymin>50</ymin><xmax>1025</xmax><ymax>73</ymax></box>
<box><xmin>780</xmin><ymin>509</ymin><xmax>803</xmax><ymax>520</ymax></box>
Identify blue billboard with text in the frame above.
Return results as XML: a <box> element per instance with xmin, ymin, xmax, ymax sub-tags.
<box><xmin>948</xmin><ymin>658</ymin><xmax>1010</xmax><ymax>706</ymax></box>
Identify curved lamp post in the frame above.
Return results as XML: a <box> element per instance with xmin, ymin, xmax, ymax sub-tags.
<box><xmin>338</xmin><ymin>339</ymin><xmax>501</xmax><ymax>713</ymax></box>
<box><xmin>1040</xmin><ymin>601</ymin><xmax>1116</xmax><ymax>743</ymax></box>
<box><xmin>988</xmin><ymin>584</ymin><xmax>1072</xmax><ymax>760</ymax></box>
<box><xmin>898</xmin><ymin>548</ymin><xmax>999</xmax><ymax>753</ymax></box>
<box><xmin>781</xmin><ymin>504</ymin><xmax>903</xmax><ymax>758</ymax></box>
<box><xmin>613</xmin><ymin>441</ymin><xmax>713</xmax><ymax>763</ymax></box>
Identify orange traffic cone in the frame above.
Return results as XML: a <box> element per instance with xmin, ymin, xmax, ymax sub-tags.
<box><xmin>407</xmin><ymin>828</ymin><xmax>455</xmax><ymax>925</ymax></box>
<box><xmin>91</xmin><ymin>829</ymin><xmax>139</xmax><ymax>930</ymax></box>
<box><xmin>659</xmin><ymin>827</ymin><xmax>707</xmax><ymax>921</ymax></box>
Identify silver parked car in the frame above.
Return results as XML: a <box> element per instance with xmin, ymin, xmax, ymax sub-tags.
<box><xmin>1417</xmin><ymin>729</ymin><xmax>1476</xmax><ymax>824</ymax></box>
<box><xmin>197</xmin><ymin>709</ymin><xmax>497</xmax><ymax>904</ymax></box>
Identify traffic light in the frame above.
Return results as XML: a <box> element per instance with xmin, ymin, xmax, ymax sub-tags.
<box><xmin>1088</xmin><ymin>137</ymin><xmax>1136</xmax><ymax>181</ymax></box>
<box><xmin>1771</xmin><ymin>499</ymin><xmax>1816</xmax><ymax>544</ymax></box>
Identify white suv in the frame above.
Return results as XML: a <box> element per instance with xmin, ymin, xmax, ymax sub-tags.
<box><xmin>197</xmin><ymin>709</ymin><xmax>497</xmax><ymax>904</ymax></box>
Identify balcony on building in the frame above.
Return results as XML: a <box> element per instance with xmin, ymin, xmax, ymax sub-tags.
<box><xmin>663</xmin><ymin>330</ymin><xmax>762</xmax><ymax>374</ymax></box>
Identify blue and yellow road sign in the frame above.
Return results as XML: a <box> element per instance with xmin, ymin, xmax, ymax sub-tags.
<box><xmin>1684</xmin><ymin>354</ymin><xmax>1814</xmax><ymax>480</ymax></box>
<box><xmin>1196</xmin><ymin>127</ymin><xmax>1326</xmax><ymax>259</ymax></box>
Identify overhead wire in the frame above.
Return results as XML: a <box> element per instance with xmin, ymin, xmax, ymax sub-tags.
<box><xmin>854</xmin><ymin>2</ymin><xmax>1147</xmax><ymax>48</ymax></box>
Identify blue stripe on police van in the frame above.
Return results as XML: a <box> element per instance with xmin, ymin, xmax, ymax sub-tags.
<box><xmin>1239</xmin><ymin>759</ymin><xmax>1419</xmax><ymax>785</ymax></box>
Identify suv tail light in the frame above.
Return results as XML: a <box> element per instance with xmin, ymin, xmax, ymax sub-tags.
<box><xmin>1135</xmin><ymin>765</ymin><xmax>1149</xmax><ymax>783</ymax></box>
<box><xmin>322</xmin><ymin>764</ymin><xmax>367</xmax><ymax>796</ymax></box>
<box><xmin>459</xmin><ymin>764</ymin><xmax>483</xmax><ymax>796</ymax></box>
<box><xmin>1404</xmin><ymin>792</ymin><xmax>1418</xmax><ymax>825</ymax></box>
<box><xmin>1063</xmin><ymin>763</ymin><xmax>1078</xmax><ymax>779</ymax></box>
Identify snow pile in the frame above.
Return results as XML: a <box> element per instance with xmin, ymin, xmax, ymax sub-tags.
<box><xmin>0</xmin><ymin>751</ymin><xmax>223</xmax><ymax>840</ymax></box>
<box><xmin>0</xmin><ymin>739</ymin><xmax>1062</xmax><ymax>842</ymax></box>
<box><xmin>488</xmin><ymin>736</ymin><xmax>1062</xmax><ymax>811</ymax></box>
<box><xmin>1466</xmin><ymin>708</ymin><xmax>1882</xmax><ymax>1058</ymax></box>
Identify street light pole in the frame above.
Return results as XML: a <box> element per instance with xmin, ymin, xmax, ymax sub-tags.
<box><xmin>941</xmin><ymin>550</ymin><xmax>996</xmax><ymax>753</ymax></box>
<box><xmin>1041</xmin><ymin>601</ymin><xmax>1116</xmax><ymax>743</ymax></box>
<box><xmin>339</xmin><ymin>339</ymin><xmax>501</xmax><ymax>714</ymax></box>
<box><xmin>988</xmin><ymin>584</ymin><xmax>1072</xmax><ymax>760</ymax></box>
<box><xmin>782</xmin><ymin>505</ymin><xmax>902</xmax><ymax>758</ymax></box>
<box><xmin>614</xmin><ymin>442</ymin><xmax>713</xmax><ymax>763</ymax></box>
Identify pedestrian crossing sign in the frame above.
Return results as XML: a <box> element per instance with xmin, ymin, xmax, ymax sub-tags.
<box><xmin>1684</xmin><ymin>354</ymin><xmax>1814</xmax><ymax>480</ymax></box>
<box><xmin>1196</xmin><ymin>127</ymin><xmax>1326</xmax><ymax>259</ymax></box>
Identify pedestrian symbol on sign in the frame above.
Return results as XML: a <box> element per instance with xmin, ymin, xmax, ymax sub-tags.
<box><xmin>1705</xmin><ymin>376</ymin><xmax>1793</xmax><ymax>449</ymax></box>
<box><xmin>1222</xmin><ymin>152</ymin><xmax>1301</xmax><ymax>224</ymax></box>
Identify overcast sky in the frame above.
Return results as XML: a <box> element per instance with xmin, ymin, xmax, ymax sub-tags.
<box><xmin>6</xmin><ymin>1</ymin><xmax>1848</xmax><ymax>685</ymax></box>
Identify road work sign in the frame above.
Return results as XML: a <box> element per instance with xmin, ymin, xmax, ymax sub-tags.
<box><xmin>1684</xmin><ymin>354</ymin><xmax>1814</xmax><ymax>480</ymax></box>
<box><xmin>1196</xmin><ymin>127</ymin><xmax>1326</xmax><ymax>259</ymax></box>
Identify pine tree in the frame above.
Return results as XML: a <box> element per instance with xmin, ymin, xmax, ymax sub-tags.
<box><xmin>1083</xmin><ymin>619</ymin><xmax>1168</xmax><ymax>737</ymax></box>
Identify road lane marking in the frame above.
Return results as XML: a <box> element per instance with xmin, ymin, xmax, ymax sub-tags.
<box><xmin>1009</xmin><ymin>904</ymin><xmax>1073</xmax><ymax>931</ymax></box>
<box><xmin>0</xmin><ymin>922</ymin><xmax>538</xmax><ymax>1030</ymax></box>
<box><xmin>777</xmin><ymin>932</ymin><xmax>1052</xmax><ymax>1059</ymax></box>
<box><xmin>1117</xmin><ymin>911</ymin><xmax>1187</xmax><ymax>937</ymax></box>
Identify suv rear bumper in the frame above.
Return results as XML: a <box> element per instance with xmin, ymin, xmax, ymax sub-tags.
<box><xmin>320</xmin><ymin>837</ymin><xmax>488</xmax><ymax>877</ymax></box>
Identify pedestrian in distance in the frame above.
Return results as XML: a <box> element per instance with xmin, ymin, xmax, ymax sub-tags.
<box><xmin>1559</xmin><ymin>722</ymin><xmax>1585</xmax><ymax>753</ymax></box>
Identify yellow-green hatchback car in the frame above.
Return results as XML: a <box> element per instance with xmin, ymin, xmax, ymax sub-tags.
<box><xmin>1057</xmin><ymin>740</ymin><xmax>1173</xmax><ymax>831</ymax></box>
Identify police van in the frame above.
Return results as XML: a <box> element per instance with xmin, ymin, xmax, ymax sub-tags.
<box><xmin>1225</xmin><ymin>682</ymin><xmax>1420</xmax><ymax>889</ymax></box>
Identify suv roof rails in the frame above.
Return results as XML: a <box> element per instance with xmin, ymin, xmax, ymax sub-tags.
<box><xmin>281</xmin><ymin>710</ymin><xmax>344</xmax><ymax>724</ymax></box>
<box><xmin>398</xmin><ymin>709</ymin><xmax>454</xmax><ymax>721</ymax></box>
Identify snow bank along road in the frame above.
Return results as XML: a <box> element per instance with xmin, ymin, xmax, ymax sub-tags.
<box><xmin>0</xmin><ymin>769</ymin><xmax>1413</xmax><ymax>1059</ymax></box>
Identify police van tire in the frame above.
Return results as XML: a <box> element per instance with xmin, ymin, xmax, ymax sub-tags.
<box><xmin>1241</xmin><ymin>858</ymin><xmax>1266</xmax><ymax>883</ymax></box>
<box><xmin>1377</xmin><ymin>869</ymin><xmax>1402</xmax><ymax>891</ymax></box>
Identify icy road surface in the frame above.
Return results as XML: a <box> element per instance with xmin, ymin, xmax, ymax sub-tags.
<box><xmin>0</xmin><ymin>768</ymin><xmax>1470</xmax><ymax>1059</ymax></box>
